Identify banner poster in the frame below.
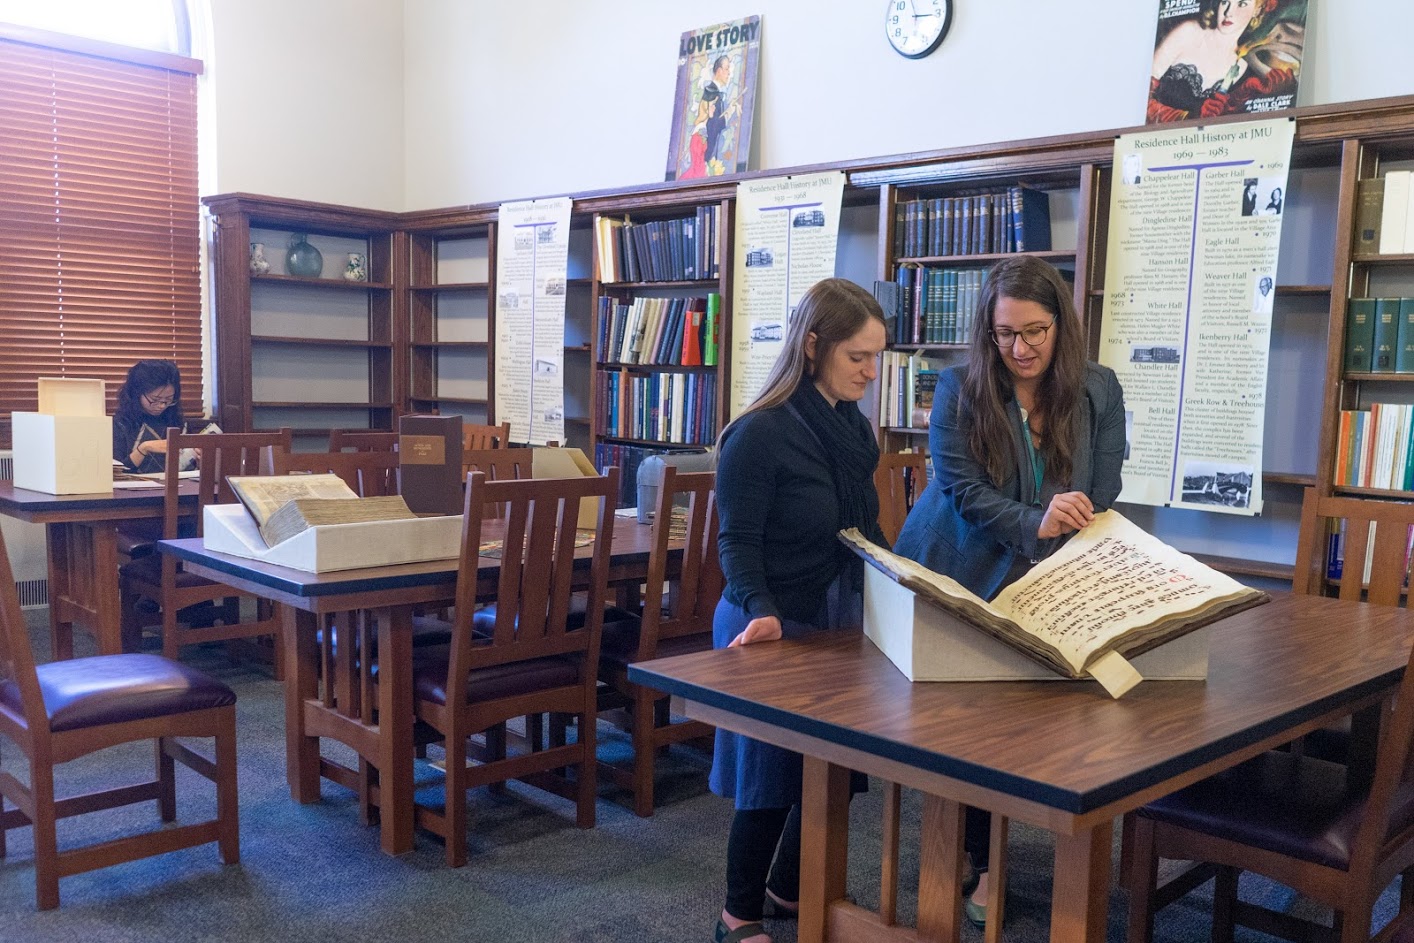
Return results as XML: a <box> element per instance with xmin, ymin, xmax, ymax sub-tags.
<box><xmin>665</xmin><ymin>15</ymin><xmax>761</xmax><ymax>181</ymax></box>
<box><xmin>1147</xmin><ymin>0</ymin><xmax>1306</xmax><ymax>124</ymax></box>
<box><xmin>728</xmin><ymin>171</ymin><xmax>845</xmax><ymax>419</ymax></box>
<box><xmin>1097</xmin><ymin>117</ymin><xmax>1294</xmax><ymax>516</ymax></box>
<box><xmin>494</xmin><ymin>196</ymin><xmax>572</xmax><ymax>445</ymax></box>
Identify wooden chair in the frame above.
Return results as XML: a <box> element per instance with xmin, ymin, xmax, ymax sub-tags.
<box><xmin>0</xmin><ymin>527</ymin><xmax>239</xmax><ymax>909</ymax></box>
<box><xmin>411</xmin><ymin>469</ymin><xmax>619</xmax><ymax>866</ymax></box>
<box><xmin>1125</xmin><ymin>492</ymin><xmax>1414</xmax><ymax>943</ymax></box>
<box><xmin>119</xmin><ymin>430</ymin><xmax>291</xmax><ymax>670</ymax></box>
<box><xmin>462</xmin><ymin>445</ymin><xmax>535</xmax><ymax>487</ymax></box>
<box><xmin>463</xmin><ymin>421</ymin><xmax>512</xmax><ymax>451</ymax></box>
<box><xmin>874</xmin><ymin>450</ymin><xmax>928</xmax><ymax>546</ymax></box>
<box><xmin>597</xmin><ymin>467</ymin><xmax>720</xmax><ymax>816</ymax></box>
<box><xmin>270</xmin><ymin>449</ymin><xmax>400</xmax><ymax>497</ymax></box>
<box><xmin>328</xmin><ymin>429</ymin><xmax>399</xmax><ymax>453</ymax></box>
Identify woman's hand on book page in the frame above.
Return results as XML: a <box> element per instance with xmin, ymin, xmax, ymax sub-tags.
<box><xmin>1037</xmin><ymin>491</ymin><xmax>1095</xmax><ymax>540</ymax></box>
<box><xmin>729</xmin><ymin>616</ymin><xmax>782</xmax><ymax>647</ymax></box>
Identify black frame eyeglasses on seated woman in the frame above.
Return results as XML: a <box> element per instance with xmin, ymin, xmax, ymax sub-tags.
<box><xmin>142</xmin><ymin>393</ymin><xmax>176</xmax><ymax>408</ymax></box>
<box><xmin>989</xmin><ymin>320</ymin><xmax>1055</xmax><ymax>348</ymax></box>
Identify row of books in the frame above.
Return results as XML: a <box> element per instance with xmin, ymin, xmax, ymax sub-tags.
<box><xmin>596</xmin><ymin>293</ymin><xmax>721</xmax><ymax>366</ymax></box>
<box><xmin>1356</xmin><ymin>172</ymin><xmax>1414</xmax><ymax>255</ymax></box>
<box><xmin>596</xmin><ymin>369</ymin><xmax>717</xmax><ymax>445</ymax></box>
<box><xmin>1335</xmin><ymin>403</ymin><xmax>1414</xmax><ymax>491</ymax></box>
<box><xmin>1324</xmin><ymin>518</ymin><xmax>1414</xmax><ymax>586</ymax></box>
<box><xmin>595</xmin><ymin>208</ymin><xmax>721</xmax><ymax>284</ymax></box>
<box><xmin>894</xmin><ymin>265</ymin><xmax>989</xmax><ymax>346</ymax></box>
<box><xmin>1343</xmin><ymin>297</ymin><xmax>1414</xmax><ymax>373</ymax></box>
<box><xmin>878</xmin><ymin>352</ymin><xmax>939</xmax><ymax>429</ymax></box>
<box><xmin>893</xmin><ymin>186</ymin><xmax>1052</xmax><ymax>260</ymax></box>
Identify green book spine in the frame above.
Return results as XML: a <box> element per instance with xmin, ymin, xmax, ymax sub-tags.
<box><xmin>1346</xmin><ymin>298</ymin><xmax>1376</xmax><ymax>372</ymax></box>
<box><xmin>1399</xmin><ymin>298</ymin><xmax>1414</xmax><ymax>373</ymax></box>
<box><xmin>1374</xmin><ymin>298</ymin><xmax>1401</xmax><ymax>372</ymax></box>
<box><xmin>702</xmin><ymin>292</ymin><xmax>720</xmax><ymax>367</ymax></box>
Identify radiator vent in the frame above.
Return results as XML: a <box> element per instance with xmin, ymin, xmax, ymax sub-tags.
<box><xmin>0</xmin><ymin>450</ymin><xmax>49</xmax><ymax>609</ymax></box>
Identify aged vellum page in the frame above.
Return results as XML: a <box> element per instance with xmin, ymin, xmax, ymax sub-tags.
<box><xmin>841</xmin><ymin>510</ymin><xmax>1266</xmax><ymax>679</ymax></box>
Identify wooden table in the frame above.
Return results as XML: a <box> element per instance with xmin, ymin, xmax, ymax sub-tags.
<box><xmin>628</xmin><ymin>592</ymin><xmax>1414</xmax><ymax>943</ymax></box>
<box><xmin>0</xmin><ymin>481</ymin><xmax>196</xmax><ymax>658</ymax></box>
<box><xmin>160</xmin><ymin>515</ymin><xmax>659</xmax><ymax>856</ymax></box>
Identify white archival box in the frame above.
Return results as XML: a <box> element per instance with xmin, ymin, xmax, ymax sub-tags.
<box><xmin>12</xmin><ymin>377</ymin><xmax>112</xmax><ymax>495</ymax></box>
<box><xmin>861</xmin><ymin>562</ymin><xmax>1210</xmax><ymax>684</ymax></box>
<box><xmin>202</xmin><ymin>503</ymin><xmax>463</xmax><ymax>574</ymax></box>
<box><xmin>530</xmin><ymin>447</ymin><xmax>602</xmax><ymax>529</ymax></box>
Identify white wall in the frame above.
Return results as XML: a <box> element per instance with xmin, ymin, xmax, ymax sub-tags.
<box><xmin>208</xmin><ymin>0</ymin><xmax>405</xmax><ymax>210</ymax></box>
<box><xmin>401</xmin><ymin>1</ymin><xmax>1414</xmax><ymax>211</ymax></box>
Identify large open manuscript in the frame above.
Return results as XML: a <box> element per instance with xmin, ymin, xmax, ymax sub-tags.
<box><xmin>841</xmin><ymin>510</ymin><xmax>1268</xmax><ymax>696</ymax></box>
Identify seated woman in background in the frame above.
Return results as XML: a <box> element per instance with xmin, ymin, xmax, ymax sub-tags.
<box><xmin>113</xmin><ymin>359</ymin><xmax>184</xmax><ymax>473</ymax></box>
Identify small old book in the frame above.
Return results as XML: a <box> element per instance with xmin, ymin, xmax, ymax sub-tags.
<box><xmin>260</xmin><ymin>495</ymin><xmax>416</xmax><ymax>548</ymax></box>
<box><xmin>840</xmin><ymin>510</ymin><xmax>1269</xmax><ymax>694</ymax></box>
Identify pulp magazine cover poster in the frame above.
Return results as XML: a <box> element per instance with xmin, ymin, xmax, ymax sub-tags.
<box><xmin>665</xmin><ymin>16</ymin><xmax>761</xmax><ymax>181</ymax></box>
<box><xmin>1147</xmin><ymin>0</ymin><xmax>1307</xmax><ymax>124</ymax></box>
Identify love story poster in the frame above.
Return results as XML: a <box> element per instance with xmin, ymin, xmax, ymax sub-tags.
<box><xmin>665</xmin><ymin>16</ymin><xmax>761</xmax><ymax>181</ymax></box>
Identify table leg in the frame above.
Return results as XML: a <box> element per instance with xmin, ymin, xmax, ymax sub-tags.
<box><xmin>799</xmin><ymin>756</ymin><xmax>851</xmax><ymax>943</ymax></box>
<box><xmin>917</xmin><ymin>794</ymin><xmax>966</xmax><ymax>943</ymax></box>
<box><xmin>43</xmin><ymin>521</ymin><xmax>123</xmax><ymax>657</ymax></box>
<box><xmin>284</xmin><ymin>606</ymin><xmax>321</xmax><ymax>802</ymax></box>
<box><xmin>45</xmin><ymin>522</ymin><xmax>73</xmax><ymax>660</ymax></box>
<box><xmin>1050</xmin><ymin>821</ymin><xmax>1113</xmax><ymax>943</ymax></box>
<box><xmin>376</xmin><ymin>604</ymin><xmax>415</xmax><ymax>855</ymax></box>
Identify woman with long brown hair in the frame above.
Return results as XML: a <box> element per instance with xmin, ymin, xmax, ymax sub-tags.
<box><xmin>710</xmin><ymin>277</ymin><xmax>888</xmax><ymax>943</ymax></box>
<box><xmin>893</xmin><ymin>255</ymin><xmax>1126</xmax><ymax>925</ymax></box>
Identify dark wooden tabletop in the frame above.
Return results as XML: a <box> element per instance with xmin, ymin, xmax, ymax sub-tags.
<box><xmin>0</xmin><ymin>480</ymin><xmax>197</xmax><ymax>519</ymax></box>
<box><xmin>630</xmin><ymin>591</ymin><xmax>1413</xmax><ymax>816</ymax></box>
<box><xmin>160</xmin><ymin>513</ymin><xmax>660</xmax><ymax>601</ymax></box>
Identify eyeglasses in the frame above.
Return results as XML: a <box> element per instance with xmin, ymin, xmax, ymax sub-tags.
<box><xmin>142</xmin><ymin>393</ymin><xmax>176</xmax><ymax>408</ymax></box>
<box><xmin>990</xmin><ymin>321</ymin><xmax>1055</xmax><ymax>348</ymax></box>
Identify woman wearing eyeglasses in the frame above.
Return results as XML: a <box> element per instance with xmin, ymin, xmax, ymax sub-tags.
<box><xmin>113</xmin><ymin>359</ymin><xmax>185</xmax><ymax>473</ymax></box>
<box><xmin>892</xmin><ymin>255</ymin><xmax>1126</xmax><ymax>926</ymax></box>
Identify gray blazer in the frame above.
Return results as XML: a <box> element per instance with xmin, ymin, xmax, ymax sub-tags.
<box><xmin>893</xmin><ymin>362</ymin><xmax>1126</xmax><ymax>600</ymax></box>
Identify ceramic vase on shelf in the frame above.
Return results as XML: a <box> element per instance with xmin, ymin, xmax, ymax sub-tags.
<box><xmin>285</xmin><ymin>233</ymin><xmax>324</xmax><ymax>278</ymax></box>
<box><xmin>249</xmin><ymin>242</ymin><xmax>270</xmax><ymax>275</ymax></box>
<box><xmin>343</xmin><ymin>252</ymin><xmax>368</xmax><ymax>282</ymax></box>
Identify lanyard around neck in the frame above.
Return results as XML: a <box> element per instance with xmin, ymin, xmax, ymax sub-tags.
<box><xmin>1018</xmin><ymin>405</ymin><xmax>1043</xmax><ymax>506</ymax></box>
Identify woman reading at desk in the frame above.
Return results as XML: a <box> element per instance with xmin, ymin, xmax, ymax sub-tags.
<box><xmin>893</xmin><ymin>256</ymin><xmax>1126</xmax><ymax>926</ymax></box>
<box><xmin>113</xmin><ymin>359</ymin><xmax>185</xmax><ymax>474</ymax></box>
<box><xmin>710</xmin><ymin>277</ymin><xmax>888</xmax><ymax>943</ymax></box>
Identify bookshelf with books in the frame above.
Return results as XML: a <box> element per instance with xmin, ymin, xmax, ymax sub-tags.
<box><xmin>1324</xmin><ymin>140</ymin><xmax>1414</xmax><ymax>501</ymax></box>
<box><xmin>586</xmin><ymin>193</ymin><xmax>734</xmax><ymax>478</ymax></box>
<box><xmin>862</xmin><ymin>163</ymin><xmax>1102</xmax><ymax>453</ymax></box>
<box><xmin>205</xmin><ymin>194</ymin><xmax>404</xmax><ymax>446</ymax></box>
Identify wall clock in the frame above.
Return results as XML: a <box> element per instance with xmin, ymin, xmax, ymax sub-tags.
<box><xmin>885</xmin><ymin>0</ymin><xmax>952</xmax><ymax>59</ymax></box>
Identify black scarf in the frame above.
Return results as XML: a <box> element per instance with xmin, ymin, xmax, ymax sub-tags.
<box><xmin>788</xmin><ymin>382</ymin><xmax>882</xmax><ymax>581</ymax></box>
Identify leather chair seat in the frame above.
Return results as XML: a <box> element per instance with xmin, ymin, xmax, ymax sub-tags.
<box><xmin>600</xmin><ymin>615</ymin><xmax>712</xmax><ymax>666</ymax></box>
<box><xmin>0</xmin><ymin>654</ymin><xmax>236</xmax><ymax>732</ymax></box>
<box><xmin>1140</xmin><ymin>749</ymin><xmax>1414</xmax><ymax>870</ymax></box>
<box><xmin>115</xmin><ymin>519</ymin><xmax>164</xmax><ymax>560</ymax></box>
<box><xmin>402</xmin><ymin>646</ymin><xmax>579</xmax><ymax>706</ymax></box>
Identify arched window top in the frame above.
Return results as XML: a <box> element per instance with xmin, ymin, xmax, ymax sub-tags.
<box><xmin>0</xmin><ymin>0</ymin><xmax>188</xmax><ymax>56</ymax></box>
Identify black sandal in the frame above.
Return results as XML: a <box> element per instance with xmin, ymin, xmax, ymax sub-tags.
<box><xmin>714</xmin><ymin>917</ymin><xmax>768</xmax><ymax>943</ymax></box>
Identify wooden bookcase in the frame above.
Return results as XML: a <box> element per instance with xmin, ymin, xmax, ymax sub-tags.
<box><xmin>205</xmin><ymin>194</ymin><xmax>405</xmax><ymax>445</ymax></box>
<box><xmin>403</xmin><ymin>209</ymin><xmax>497</xmax><ymax>428</ymax></box>
<box><xmin>584</xmin><ymin>190</ymin><xmax>735</xmax><ymax>467</ymax></box>
<box><xmin>1320</xmin><ymin>134</ymin><xmax>1414</xmax><ymax>500</ymax></box>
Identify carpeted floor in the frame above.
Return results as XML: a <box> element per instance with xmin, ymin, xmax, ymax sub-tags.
<box><xmin>0</xmin><ymin>611</ymin><xmax>1395</xmax><ymax>943</ymax></box>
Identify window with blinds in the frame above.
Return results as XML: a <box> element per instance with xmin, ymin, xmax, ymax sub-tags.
<box><xmin>0</xmin><ymin>29</ymin><xmax>202</xmax><ymax>449</ymax></box>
